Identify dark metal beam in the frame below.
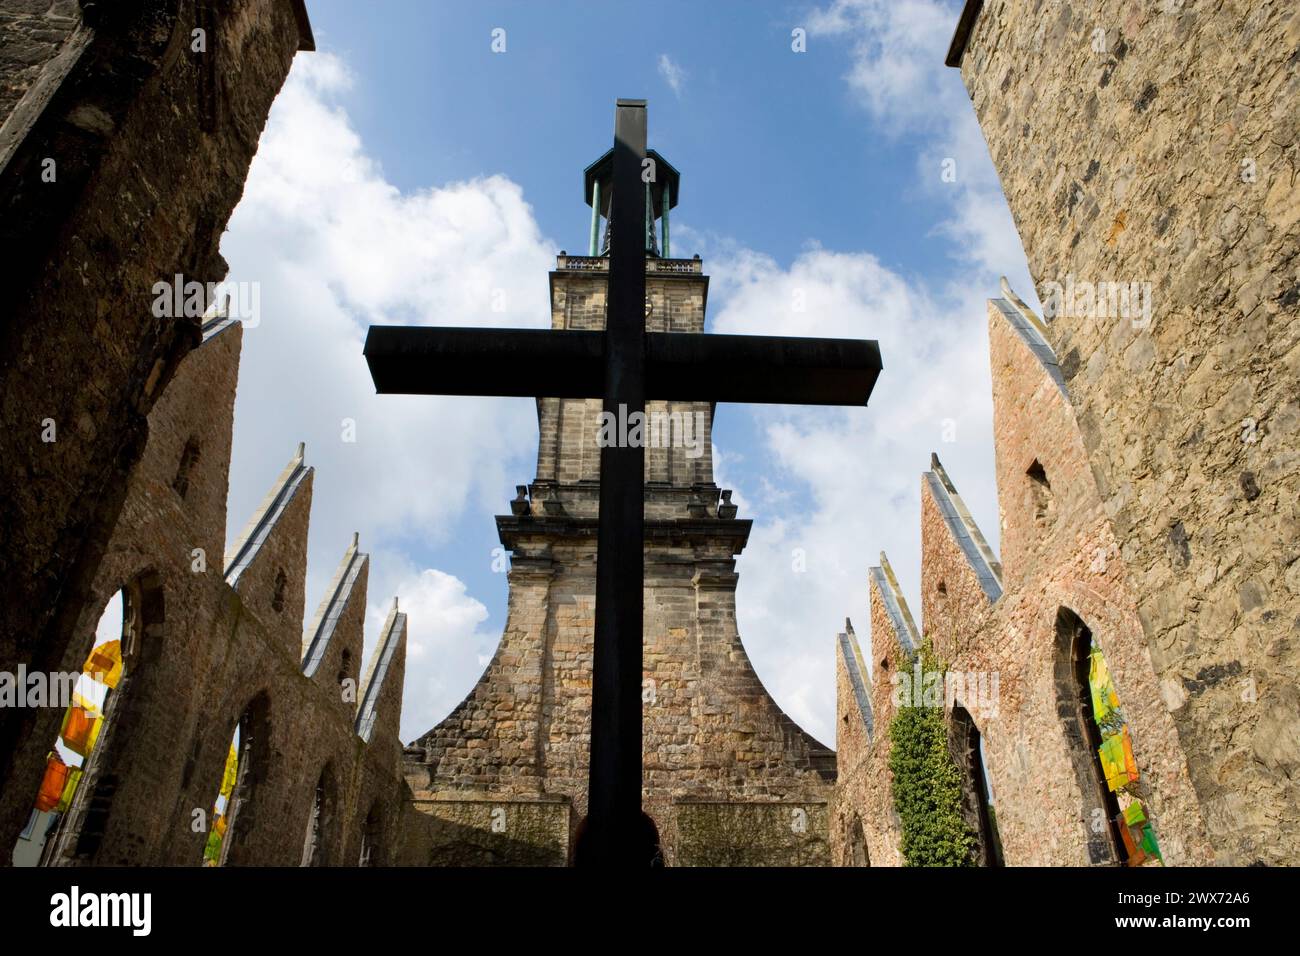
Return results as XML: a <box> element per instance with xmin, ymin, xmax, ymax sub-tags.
<box><xmin>646</xmin><ymin>332</ymin><xmax>881</xmax><ymax>406</ymax></box>
<box><xmin>364</xmin><ymin>327</ymin><xmax>604</xmax><ymax>398</ymax></box>
<box><xmin>944</xmin><ymin>0</ymin><xmax>984</xmax><ymax>68</ymax></box>
<box><xmin>581</xmin><ymin>98</ymin><xmax>649</xmax><ymax>867</ymax></box>
<box><xmin>364</xmin><ymin>326</ymin><xmax>881</xmax><ymax>407</ymax></box>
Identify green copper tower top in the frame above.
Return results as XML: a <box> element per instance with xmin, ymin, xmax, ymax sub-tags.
<box><xmin>584</xmin><ymin>146</ymin><xmax>680</xmax><ymax>257</ymax></box>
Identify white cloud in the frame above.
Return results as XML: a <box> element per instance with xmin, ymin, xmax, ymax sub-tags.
<box><xmin>657</xmin><ymin>53</ymin><xmax>687</xmax><ymax>97</ymax></box>
<box><xmin>221</xmin><ymin>52</ymin><xmax>555</xmax><ymax>740</ymax></box>
<box><xmin>808</xmin><ymin>0</ymin><xmax>962</xmax><ymax>132</ymax></box>
<box><xmin>706</xmin><ymin>244</ymin><xmax>999</xmax><ymax>744</ymax></box>
<box><xmin>809</xmin><ymin>0</ymin><xmax>1036</xmax><ymax>299</ymax></box>
<box><xmin>366</xmin><ymin>562</ymin><xmax>499</xmax><ymax>742</ymax></box>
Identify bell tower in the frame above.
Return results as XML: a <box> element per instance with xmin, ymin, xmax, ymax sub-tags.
<box><xmin>584</xmin><ymin>147</ymin><xmax>680</xmax><ymax>257</ymax></box>
<box><xmin>399</xmin><ymin>142</ymin><xmax>836</xmax><ymax>867</ymax></box>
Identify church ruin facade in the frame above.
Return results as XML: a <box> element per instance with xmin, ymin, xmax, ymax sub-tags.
<box><xmin>832</xmin><ymin>0</ymin><xmax>1298</xmax><ymax>868</ymax></box>
<box><xmin>0</xmin><ymin>0</ymin><xmax>1296</xmax><ymax>867</ymax></box>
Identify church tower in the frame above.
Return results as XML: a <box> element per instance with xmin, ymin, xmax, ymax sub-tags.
<box><xmin>398</xmin><ymin>148</ymin><xmax>835</xmax><ymax>867</ymax></box>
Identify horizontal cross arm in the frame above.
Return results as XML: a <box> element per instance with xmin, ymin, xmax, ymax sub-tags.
<box><xmin>364</xmin><ymin>326</ymin><xmax>605</xmax><ymax>398</ymax></box>
<box><xmin>645</xmin><ymin>331</ymin><xmax>881</xmax><ymax>406</ymax></box>
<box><xmin>364</xmin><ymin>325</ymin><xmax>882</xmax><ymax>407</ymax></box>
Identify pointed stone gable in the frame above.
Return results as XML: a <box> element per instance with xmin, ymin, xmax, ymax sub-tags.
<box><xmin>921</xmin><ymin>455</ymin><xmax>1001</xmax><ymax>663</ymax></box>
<box><xmin>838</xmin><ymin>620</ymin><xmax>874</xmax><ymax>740</ymax></box>
<box><xmin>224</xmin><ymin>443</ymin><xmax>314</xmax><ymax>650</ymax></box>
<box><xmin>356</xmin><ymin>600</ymin><xmax>408</xmax><ymax>746</ymax></box>
<box><xmin>988</xmin><ymin>288</ymin><xmax>1096</xmax><ymax>586</ymax></box>
<box><xmin>302</xmin><ymin>534</ymin><xmax>370</xmax><ymax>717</ymax></box>
<box><xmin>869</xmin><ymin>555</ymin><xmax>920</xmax><ymax>664</ymax></box>
<box><xmin>830</xmin><ymin>558</ymin><xmax>921</xmax><ymax>867</ymax></box>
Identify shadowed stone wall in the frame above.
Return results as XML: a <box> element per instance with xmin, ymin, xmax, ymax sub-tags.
<box><xmin>0</xmin><ymin>2</ymin><xmax>312</xmax><ymax>842</ymax></box>
<box><xmin>2</xmin><ymin>319</ymin><xmax>409</xmax><ymax>864</ymax></box>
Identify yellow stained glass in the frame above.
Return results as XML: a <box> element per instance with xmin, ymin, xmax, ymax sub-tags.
<box><xmin>83</xmin><ymin>640</ymin><xmax>123</xmax><ymax>690</ymax></box>
<box><xmin>219</xmin><ymin>743</ymin><xmax>239</xmax><ymax>798</ymax></box>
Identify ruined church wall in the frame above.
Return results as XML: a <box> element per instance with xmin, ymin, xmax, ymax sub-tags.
<box><xmin>911</xmin><ymin>301</ymin><xmax>1210</xmax><ymax>865</ymax></box>
<box><xmin>957</xmin><ymin>0</ymin><xmax>1300</xmax><ymax>863</ymax></box>
<box><xmin>1</xmin><ymin>323</ymin><xmax>407</xmax><ymax>865</ymax></box>
<box><xmin>404</xmin><ymin>532</ymin><xmax>834</xmax><ymax>866</ymax></box>
<box><xmin>0</xmin><ymin>0</ymin><xmax>310</xmax><ymax>849</ymax></box>
<box><xmin>829</xmin><ymin>595</ymin><xmax>906</xmax><ymax>867</ymax></box>
<box><xmin>834</xmin><ymin>299</ymin><xmax>1214</xmax><ymax>865</ymax></box>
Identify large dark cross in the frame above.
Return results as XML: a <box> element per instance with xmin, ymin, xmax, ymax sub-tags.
<box><xmin>364</xmin><ymin>100</ymin><xmax>881</xmax><ymax>866</ymax></box>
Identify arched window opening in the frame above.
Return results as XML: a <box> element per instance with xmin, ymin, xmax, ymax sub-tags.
<box><xmin>950</xmin><ymin>705</ymin><xmax>1004</xmax><ymax>866</ymax></box>
<box><xmin>847</xmin><ymin>814</ymin><xmax>869</xmax><ymax>867</ymax></box>
<box><xmin>220</xmin><ymin>692</ymin><xmax>270</xmax><ymax>865</ymax></box>
<box><xmin>12</xmin><ymin>586</ymin><xmax>135</xmax><ymax>866</ymax></box>
<box><xmin>1027</xmin><ymin>459</ymin><xmax>1055</xmax><ymax>529</ymax></box>
<box><xmin>301</xmin><ymin>766</ymin><xmax>337</xmax><ymax>867</ymax></box>
<box><xmin>1055</xmin><ymin>608</ymin><xmax>1163</xmax><ymax>866</ymax></box>
<box><xmin>172</xmin><ymin>437</ymin><xmax>202</xmax><ymax>500</ymax></box>
<box><xmin>359</xmin><ymin>802</ymin><xmax>383</xmax><ymax>866</ymax></box>
<box><xmin>202</xmin><ymin>725</ymin><xmax>241</xmax><ymax>866</ymax></box>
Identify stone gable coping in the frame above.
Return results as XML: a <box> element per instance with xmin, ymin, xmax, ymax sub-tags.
<box><xmin>925</xmin><ymin>454</ymin><xmax>1003</xmax><ymax>602</ymax></box>
<box><xmin>223</xmin><ymin>442</ymin><xmax>311</xmax><ymax>586</ymax></box>
<box><xmin>838</xmin><ymin>622</ymin><xmax>874</xmax><ymax>739</ymax></box>
<box><xmin>301</xmin><ymin>532</ymin><xmax>368</xmax><ymax>676</ymax></box>
<box><xmin>871</xmin><ymin>553</ymin><xmax>920</xmax><ymax>660</ymax></box>
<box><xmin>200</xmin><ymin>312</ymin><xmax>239</xmax><ymax>344</ymax></box>
<box><xmin>356</xmin><ymin>599</ymin><xmax>407</xmax><ymax>742</ymax></box>
<box><xmin>993</xmin><ymin>277</ymin><xmax>1066</xmax><ymax>397</ymax></box>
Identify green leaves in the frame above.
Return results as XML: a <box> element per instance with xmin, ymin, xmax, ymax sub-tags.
<box><xmin>888</xmin><ymin>643</ymin><xmax>978</xmax><ymax>867</ymax></box>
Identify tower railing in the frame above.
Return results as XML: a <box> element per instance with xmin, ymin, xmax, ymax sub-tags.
<box><xmin>556</xmin><ymin>254</ymin><xmax>702</xmax><ymax>274</ymax></box>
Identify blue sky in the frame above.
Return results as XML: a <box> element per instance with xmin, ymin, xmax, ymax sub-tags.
<box><xmin>219</xmin><ymin>0</ymin><xmax>1037</xmax><ymax>745</ymax></box>
<box><xmin>305</xmin><ymin>1</ymin><xmax>954</xmax><ymax>276</ymax></box>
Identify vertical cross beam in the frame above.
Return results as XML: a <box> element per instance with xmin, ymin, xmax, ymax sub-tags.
<box><xmin>583</xmin><ymin>99</ymin><xmax>647</xmax><ymax>865</ymax></box>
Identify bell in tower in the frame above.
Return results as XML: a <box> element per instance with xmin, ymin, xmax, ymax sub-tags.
<box><xmin>584</xmin><ymin>147</ymin><xmax>680</xmax><ymax>257</ymax></box>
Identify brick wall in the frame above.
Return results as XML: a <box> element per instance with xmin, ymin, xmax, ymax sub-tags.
<box><xmin>1</xmin><ymin>321</ymin><xmax>409</xmax><ymax>864</ymax></box>
<box><xmin>834</xmin><ymin>298</ymin><xmax>1212</xmax><ymax>865</ymax></box>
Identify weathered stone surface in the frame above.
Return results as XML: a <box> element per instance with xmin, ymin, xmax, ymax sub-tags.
<box><xmin>958</xmin><ymin>0</ymin><xmax>1299</xmax><ymax>864</ymax></box>
<box><xmin>1</xmin><ymin>319</ymin><xmax>409</xmax><ymax>865</ymax></box>
<box><xmin>0</xmin><ymin>0</ymin><xmax>312</xmax><ymax>849</ymax></box>
<box><xmin>834</xmin><ymin>298</ymin><xmax>1216</xmax><ymax>866</ymax></box>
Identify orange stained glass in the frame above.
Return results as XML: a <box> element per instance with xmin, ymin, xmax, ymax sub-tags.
<box><xmin>36</xmin><ymin>754</ymin><xmax>69</xmax><ymax>812</ymax></box>
<box><xmin>60</xmin><ymin>705</ymin><xmax>102</xmax><ymax>758</ymax></box>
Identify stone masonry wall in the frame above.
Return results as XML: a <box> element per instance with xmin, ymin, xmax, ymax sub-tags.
<box><xmin>956</xmin><ymin>0</ymin><xmax>1300</xmax><ymax>863</ymax></box>
<box><xmin>830</xmin><ymin>591</ymin><xmax>910</xmax><ymax>867</ymax></box>
<box><xmin>835</xmin><ymin>298</ymin><xmax>1212</xmax><ymax>865</ymax></box>
<box><xmin>0</xmin><ymin>0</ymin><xmax>311</xmax><ymax>849</ymax></box>
<box><xmin>0</xmin><ymin>0</ymin><xmax>82</xmax><ymax>135</ymax></box>
<box><xmin>1</xmin><ymin>322</ymin><xmax>409</xmax><ymax>865</ymax></box>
